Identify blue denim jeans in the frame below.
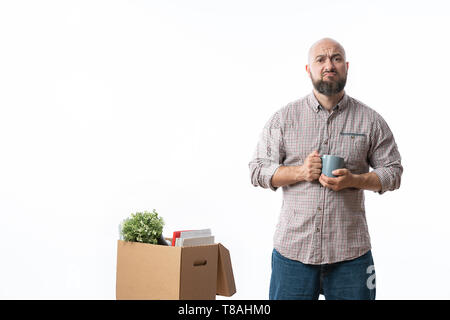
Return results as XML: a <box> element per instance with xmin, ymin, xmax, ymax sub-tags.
<box><xmin>269</xmin><ymin>248</ymin><xmax>376</xmax><ymax>300</ymax></box>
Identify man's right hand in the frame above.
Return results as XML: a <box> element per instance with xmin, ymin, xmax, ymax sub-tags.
<box><xmin>271</xmin><ymin>150</ymin><xmax>323</xmax><ymax>188</ymax></box>
<box><xmin>299</xmin><ymin>150</ymin><xmax>322</xmax><ymax>182</ymax></box>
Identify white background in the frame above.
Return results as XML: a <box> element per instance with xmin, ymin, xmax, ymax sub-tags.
<box><xmin>0</xmin><ymin>0</ymin><xmax>449</xmax><ymax>299</ymax></box>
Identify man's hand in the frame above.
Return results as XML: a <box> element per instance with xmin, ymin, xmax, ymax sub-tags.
<box><xmin>319</xmin><ymin>168</ymin><xmax>356</xmax><ymax>191</ymax></box>
<box><xmin>299</xmin><ymin>150</ymin><xmax>322</xmax><ymax>182</ymax></box>
<box><xmin>270</xmin><ymin>150</ymin><xmax>322</xmax><ymax>188</ymax></box>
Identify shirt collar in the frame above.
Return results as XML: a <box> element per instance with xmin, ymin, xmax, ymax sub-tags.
<box><xmin>308</xmin><ymin>91</ymin><xmax>349</xmax><ymax>113</ymax></box>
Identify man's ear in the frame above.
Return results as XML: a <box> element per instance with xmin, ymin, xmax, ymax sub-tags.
<box><xmin>306</xmin><ymin>64</ymin><xmax>310</xmax><ymax>76</ymax></box>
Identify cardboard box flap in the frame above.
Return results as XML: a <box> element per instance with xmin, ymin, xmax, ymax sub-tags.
<box><xmin>216</xmin><ymin>243</ymin><xmax>236</xmax><ymax>297</ymax></box>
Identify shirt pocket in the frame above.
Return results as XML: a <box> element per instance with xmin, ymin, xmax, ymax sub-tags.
<box><xmin>336</xmin><ymin>132</ymin><xmax>368</xmax><ymax>169</ymax></box>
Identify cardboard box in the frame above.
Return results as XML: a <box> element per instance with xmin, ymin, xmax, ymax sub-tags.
<box><xmin>116</xmin><ymin>240</ymin><xmax>236</xmax><ymax>300</ymax></box>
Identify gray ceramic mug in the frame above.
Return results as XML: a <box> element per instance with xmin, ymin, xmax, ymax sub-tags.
<box><xmin>320</xmin><ymin>155</ymin><xmax>345</xmax><ymax>178</ymax></box>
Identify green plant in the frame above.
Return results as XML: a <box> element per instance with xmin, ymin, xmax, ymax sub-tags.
<box><xmin>120</xmin><ymin>209</ymin><xmax>164</xmax><ymax>244</ymax></box>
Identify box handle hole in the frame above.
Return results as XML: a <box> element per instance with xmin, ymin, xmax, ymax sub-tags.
<box><xmin>193</xmin><ymin>260</ymin><xmax>207</xmax><ymax>267</ymax></box>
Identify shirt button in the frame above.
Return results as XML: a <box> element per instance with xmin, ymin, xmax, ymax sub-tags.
<box><xmin>317</xmin><ymin>207</ymin><xmax>322</xmax><ymax>211</ymax></box>
<box><xmin>323</xmin><ymin>140</ymin><xmax>328</xmax><ymax>145</ymax></box>
<box><xmin>316</xmin><ymin>227</ymin><xmax>320</xmax><ymax>232</ymax></box>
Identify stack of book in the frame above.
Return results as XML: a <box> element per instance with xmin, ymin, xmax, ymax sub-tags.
<box><xmin>171</xmin><ymin>228</ymin><xmax>214</xmax><ymax>247</ymax></box>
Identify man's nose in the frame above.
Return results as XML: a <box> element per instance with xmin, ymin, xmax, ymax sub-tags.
<box><xmin>324</xmin><ymin>58</ymin><xmax>335</xmax><ymax>71</ymax></box>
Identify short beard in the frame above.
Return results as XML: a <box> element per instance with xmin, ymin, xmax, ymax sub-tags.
<box><xmin>311</xmin><ymin>74</ymin><xmax>347</xmax><ymax>96</ymax></box>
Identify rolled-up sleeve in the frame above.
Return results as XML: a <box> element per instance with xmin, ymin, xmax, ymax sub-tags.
<box><xmin>368</xmin><ymin>114</ymin><xmax>403</xmax><ymax>195</ymax></box>
<box><xmin>249</xmin><ymin>110</ymin><xmax>285</xmax><ymax>191</ymax></box>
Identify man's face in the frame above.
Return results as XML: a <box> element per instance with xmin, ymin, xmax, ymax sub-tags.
<box><xmin>306</xmin><ymin>41</ymin><xmax>349</xmax><ymax>96</ymax></box>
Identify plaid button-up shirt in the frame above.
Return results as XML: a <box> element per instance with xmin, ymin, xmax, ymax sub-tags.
<box><xmin>249</xmin><ymin>91</ymin><xmax>403</xmax><ymax>264</ymax></box>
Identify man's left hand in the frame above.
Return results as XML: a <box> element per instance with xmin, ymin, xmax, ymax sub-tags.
<box><xmin>319</xmin><ymin>168</ymin><xmax>356</xmax><ymax>191</ymax></box>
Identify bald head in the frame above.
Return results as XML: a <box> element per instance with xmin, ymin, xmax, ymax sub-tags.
<box><xmin>308</xmin><ymin>38</ymin><xmax>346</xmax><ymax>65</ymax></box>
<box><xmin>306</xmin><ymin>38</ymin><xmax>349</xmax><ymax>97</ymax></box>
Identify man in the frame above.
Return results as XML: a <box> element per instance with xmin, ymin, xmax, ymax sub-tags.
<box><xmin>248</xmin><ymin>38</ymin><xmax>403</xmax><ymax>300</ymax></box>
